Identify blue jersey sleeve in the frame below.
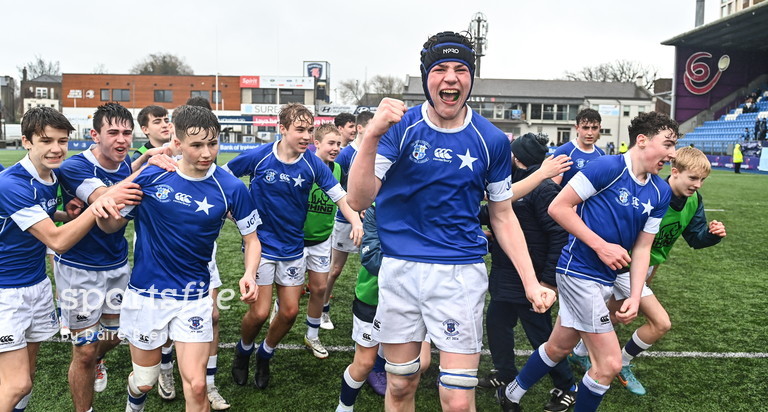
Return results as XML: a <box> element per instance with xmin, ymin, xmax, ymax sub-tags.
<box><xmin>229</xmin><ymin>179</ymin><xmax>261</xmax><ymax>236</ymax></box>
<box><xmin>58</xmin><ymin>156</ymin><xmax>104</xmax><ymax>203</ymax></box>
<box><xmin>485</xmin><ymin>136</ymin><xmax>513</xmax><ymax>202</ymax></box>
<box><xmin>570</xmin><ymin>156</ymin><xmax>622</xmax><ymax>200</ymax></box>
<box><xmin>1</xmin><ymin>183</ymin><xmax>50</xmax><ymax>231</ymax></box>
<box><xmin>224</xmin><ymin>149</ymin><xmax>257</xmax><ymax>178</ymax></box>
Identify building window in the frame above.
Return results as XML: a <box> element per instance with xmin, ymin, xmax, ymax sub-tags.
<box><xmin>531</xmin><ymin>104</ymin><xmax>542</xmax><ymax>120</ymax></box>
<box><xmin>35</xmin><ymin>87</ymin><xmax>48</xmax><ymax>98</ymax></box>
<box><xmin>251</xmin><ymin>89</ymin><xmax>276</xmax><ymax>104</ymax></box>
<box><xmin>600</xmin><ymin>128</ymin><xmax>612</xmax><ymax>135</ymax></box>
<box><xmin>113</xmin><ymin>89</ymin><xmax>130</xmax><ymax>102</ymax></box>
<box><xmin>100</xmin><ymin>89</ymin><xmax>110</xmax><ymax>101</ymax></box>
<box><xmin>154</xmin><ymin>90</ymin><xmax>173</xmax><ymax>103</ymax></box>
<box><xmin>557</xmin><ymin>127</ymin><xmax>571</xmax><ymax>145</ymax></box>
<box><xmin>623</xmin><ymin>106</ymin><xmax>631</xmax><ymax>117</ymax></box>
<box><xmin>191</xmin><ymin>90</ymin><xmax>210</xmax><ymax>101</ymax></box>
<box><xmin>212</xmin><ymin>91</ymin><xmax>222</xmax><ymax>104</ymax></box>
<box><xmin>279</xmin><ymin>89</ymin><xmax>304</xmax><ymax>104</ymax></box>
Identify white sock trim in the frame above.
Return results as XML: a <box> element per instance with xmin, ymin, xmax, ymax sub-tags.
<box><xmin>343</xmin><ymin>365</ymin><xmax>365</xmax><ymax>389</ymax></box>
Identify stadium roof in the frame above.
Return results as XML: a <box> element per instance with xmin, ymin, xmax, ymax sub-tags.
<box><xmin>662</xmin><ymin>2</ymin><xmax>768</xmax><ymax>52</ymax></box>
<box><xmin>404</xmin><ymin>76</ymin><xmax>652</xmax><ymax>100</ymax></box>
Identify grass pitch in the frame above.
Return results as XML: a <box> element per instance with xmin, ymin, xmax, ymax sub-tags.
<box><xmin>1</xmin><ymin>148</ymin><xmax>766</xmax><ymax>411</ymax></box>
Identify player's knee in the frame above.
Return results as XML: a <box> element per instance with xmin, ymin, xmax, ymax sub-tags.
<box><xmin>385</xmin><ymin>357</ymin><xmax>421</xmax><ymax>397</ymax></box>
<box><xmin>545</xmin><ymin>341</ymin><xmax>570</xmax><ymax>361</ymax></box>
<box><xmin>438</xmin><ymin>367</ymin><xmax>478</xmax><ymax>390</ymax></box>
<box><xmin>310</xmin><ymin>282</ymin><xmax>326</xmax><ymax>297</ymax></box>
<box><xmin>650</xmin><ymin>313</ymin><xmax>672</xmax><ymax>335</ymax></box>
<box><xmin>186</xmin><ymin>376</ymin><xmax>207</xmax><ymax>400</ymax></box>
<box><xmin>385</xmin><ymin>357</ymin><xmax>421</xmax><ymax>377</ymax></box>
<box><xmin>129</xmin><ymin>362</ymin><xmax>161</xmax><ymax>393</ymax></box>
<box><xmin>211</xmin><ymin>307</ymin><xmax>220</xmax><ymax>326</ymax></box>
<box><xmin>5</xmin><ymin>376</ymin><xmax>32</xmax><ymax>401</ymax></box>
<box><xmin>72</xmin><ymin>324</ymin><xmax>101</xmax><ymax>347</ymax></box>
<box><xmin>278</xmin><ymin>303</ymin><xmax>299</xmax><ymax>320</ymax></box>
<box><xmin>441</xmin><ymin>392</ymin><xmax>473</xmax><ymax>412</ymax></box>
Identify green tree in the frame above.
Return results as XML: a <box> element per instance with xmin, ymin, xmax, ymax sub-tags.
<box><xmin>130</xmin><ymin>53</ymin><xmax>194</xmax><ymax>75</ymax></box>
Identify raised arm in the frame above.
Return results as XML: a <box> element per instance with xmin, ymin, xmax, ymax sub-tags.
<box><xmin>347</xmin><ymin>98</ymin><xmax>407</xmax><ymax>211</ymax></box>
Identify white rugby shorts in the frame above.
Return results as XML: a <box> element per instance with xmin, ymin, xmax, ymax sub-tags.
<box><xmin>54</xmin><ymin>262</ymin><xmax>130</xmax><ymax>330</ymax></box>
<box><xmin>331</xmin><ymin>221</ymin><xmax>358</xmax><ymax>253</ymax></box>
<box><xmin>255</xmin><ymin>257</ymin><xmax>307</xmax><ymax>287</ymax></box>
<box><xmin>304</xmin><ymin>238</ymin><xmax>332</xmax><ymax>273</ymax></box>
<box><xmin>0</xmin><ymin>278</ymin><xmax>58</xmax><ymax>352</ymax></box>
<box><xmin>612</xmin><ymin>266</ymin><xmax>655</xmax><ymax>301</ymax></box>
<box><xmin>556</xmin><ymin>273</ymin><xmax>615</xmax><ymax>334</ymax></box>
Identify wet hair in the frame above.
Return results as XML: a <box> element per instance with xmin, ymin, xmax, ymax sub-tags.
<box><xmin>172</xmin><ymin>105</ymin><xmax>220</xmax><ymax>140</ymax></box>
<box><xmin>334</xmin><ymin>112</ymin><xmax>355</xmax><ymax>128</ymax></box>
<box><xmin>137</xmin><ymin>105</ymin><xmax>168</xmax><ymax>128</ymax></box>
<box><xmin>627</xmin><ymin>112</ymin><xmax>679</xmax><ymax>147</ymax></box>
<box><xmin>575</xmin><ymin>108</ymin><xmax>602</xmax><ymax>126</ymax></box>
<box><xmin>186</xmin><ymin>96</ymin><xmax>212</xmax><ymax>111</ymax></box>
<box><xmin>93</xmin><ymin>102</ymin><xmax>134</xmax><ymax>133</ymax></box>
<box><xmin>315</xmin><ymin>123</ymin><xmax>341</xmax><ymax>142</ymax></box>
<box><xmin>420</xmin><ymin>31</ymin><xmax>476</xmax><ymax>105</ymax></box>
<box><xmin>356</xmin><ymin>111</ymin><xmax>375</xmax><ymax>127</ymax></box>
<box><xmin>671</xmin><ymin>146</ymin><xmax>711</xmax><ymax>175</ymax></box>
<box><xmin>279</xmin><ymin>103</ymin><xmax>314</xmax><ymax>130</ymax></box>
<box><xmin>21</xmin><ymin>107</ymin><xmax>74</xmax><ymax>143</ymax></box>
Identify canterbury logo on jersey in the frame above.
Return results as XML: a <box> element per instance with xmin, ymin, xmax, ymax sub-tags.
<box><xmin>174</xmin><ymin>192</ymin><xmax>192</xmax><ymax>204</ymax></box>
<box><xmin>433</xmin><ymin>148</ymin><xmax>453</xmax><ymax>162</ymax></box>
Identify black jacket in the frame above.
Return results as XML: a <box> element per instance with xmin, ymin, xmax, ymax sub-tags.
<box><xmin>479</xmin><ymin>165</ymin><xmax>568</xmax><ymax>303</ymax></box>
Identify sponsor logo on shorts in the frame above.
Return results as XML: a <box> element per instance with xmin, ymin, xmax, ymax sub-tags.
<box><xmin>410</xmin><ymin>140</ymin><xmax>431</xmax><ymax>164</ymax></box>
<box><xmin>189</xmin><ymin>316</ymin><xmax>204</xmax><ymax>331</ymax></box>
<box><xmin>138</xmin><ymin>334</ymin><xmax>150</xmax><ymax>343</ymax></box>
<box><xmin>264</xmin><ymin>169</ymin><xmax>278</xmax><ymax>184</ymax></box>
<box><xmin>0</xmin><ymin>335</ymin><xmax>15</xmax><ymax>344</ymax></box>
<box><xmin>600</xmin><ymin>315</ymin><xmax>610</xmax><ymax>324</ymax></box>
<box><xmin>362</xmin><ymin>333</ymin><xmax>372</xmax><ymax>342</ymax></box>
<box><xmin>373</xmin><ymin>319</ymin><xmax>381</xmax><ymax>331</ymax></box>
<box><xmin>76</xmin><ymin>314</ymin><xmax>89</xmax><ymax>322</ymax></box>
<box><xmin>49</xmin><ymin>310</ymin><xmax>58</xmax><ymax>325</ymax></box>
<box><xmin>155</xmin><ymin>185</ymin><xmax>174</xmax><ymax>202</ymax></box>
<box><xmin>442</xmin><ymin>319</ymin><xmax>460</xmax><ymax>338</ymax></box>
<box><xmin>319</xmin><ymin>256</ymin><xmax>329</xmax><ymax>266</ymax></box>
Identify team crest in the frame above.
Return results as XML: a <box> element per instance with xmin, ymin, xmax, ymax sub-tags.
<box><xmin>286</xmin><ymin>266</ymin><xmax>301</xmax><ymax>279</ymax></box>
<box><xmin>442</xmin><ymin>319</ymin><xmax>460</xmax><ymax>337</ymax></box>
<box><xmin>410</xmin><ymin>140</ymin><xmax>431</xmax><ymax>164</ymax></box>
<box><xmin>155</xmin><ymin>185</ymin><xmax>173</xmax><ymax>202</ymax></box>
<box><xmin>616</xmin><ymin>188</ymin><xmax>630</xmax><ymax>206</ymax></box>
<box><xmin>188</xmin><ymin>316</ymin><xmax>204</xmax><ymax>331</ymax></box>
<box><xmin>576</xmin><ymin>158</ymin><xmax>587</xmax><ymax>169</ymax></box>
<box><xmin>264</xmin><ymin>169</ymin><xmax>278</xmax><ymax>184</ymax></box>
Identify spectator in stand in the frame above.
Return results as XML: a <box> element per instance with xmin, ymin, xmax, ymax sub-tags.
<box><xmin>741</xmin><ymin>128</ymin><xmax>751</xmax><ymax>142</ymax></box>
<box><xmin>759</xmin><ymin>118</ymin><xmax>767</xmax><ymax>141</ymax></box>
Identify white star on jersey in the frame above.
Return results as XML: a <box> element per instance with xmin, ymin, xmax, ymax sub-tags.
<box><xmin>457</xmin><ymin>149</ymin><xmax>477</xmax><ymax>171</ymax></box>
<box><xmin>641</xmin><ymin>199</ymin><xmax>653</xmax><ymax>215</ymax></box>
<box><xmin>195</xmin><ymin>197</ymin><xmax>215</xmax><ymax>215</ymax></box>
<box><xmin>292</xmin><ymin>174</ymin><xmax>305</xmax><ymax>187</ymax></box>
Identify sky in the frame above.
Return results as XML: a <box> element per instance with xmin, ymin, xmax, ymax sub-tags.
<box><xmin>4</xmin><ymin>0</ymin><xmax>722</xmax><ymax>102</ymax></box>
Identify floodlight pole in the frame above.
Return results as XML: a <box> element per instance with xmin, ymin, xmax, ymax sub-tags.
<box><xmin>468</xmin><ymin>12</ymin><xmax>488</xmax><ymax>78</ymax></box>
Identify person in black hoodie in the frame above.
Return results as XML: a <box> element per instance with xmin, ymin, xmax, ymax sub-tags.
<box><xmin>478</xmin><ymin>133</ymin><xmax>577</xmax><ymax>412</ymax></box>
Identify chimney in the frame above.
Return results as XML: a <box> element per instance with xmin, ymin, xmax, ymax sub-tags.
<box><xmin>22</xmin><ymin>67</ymin><xmax>27</xmax><ymax>82</ymax></box>
<box><xmin>635</xmin><ymin>75</ymin><xmax>644</xmax><ymax>88</ymax></box>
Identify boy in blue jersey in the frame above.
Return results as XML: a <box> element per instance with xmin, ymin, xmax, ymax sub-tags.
<box><xmin>55</xmin><ymin>103</ymin><xmax>136</xmax><ymax>412</ymax></box>
<box><xmin>0</xmin><ymin>107</ymin><xmax>138</xmax><ymax>412</ymax></box>
<box><xmin>552</xmin><ymin>108</ymin><xmax>605</xmax><ymax>187</ymax></box>
<box><xmin>569</xmin><ymin>147</ymin><xmax>726</xmax><ymax>396</ymax></box>
<box><xmin>347</xmin><ymin>31</ymin><xmax>556</xmax><ymax>411</ymax></box>
<box><xmin>322</xmin><ymin>111</ymin><xmax>373</xmax><ymax>330</ymax></box>
<box><xmin>498</xmin><ymin>111</ymin><xmax>679</xmax><ymax>412</ymax></box>
<box><xmin>95</xmin><ymin>105</ymin><xmax>261</xmax><ymax>412</ymax></box>
<box><xmin>228</xmin><ymin>103</ymin><xmax>362</xmax><ymax>390</ymax></box>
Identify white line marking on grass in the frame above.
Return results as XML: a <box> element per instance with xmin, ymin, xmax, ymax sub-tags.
<box><xmin>46</xmin><ymin>338</ymin><xmax>768</xmax><ymax>358</ymax></box>
<box><xmin>704</xmin><ymin>209</ymin><xmax>726</xmax><ymax>212</ymax></box>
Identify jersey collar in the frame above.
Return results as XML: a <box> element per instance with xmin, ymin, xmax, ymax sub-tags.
<box><xmin>84</xmin><ymin>144</ymin><xmax>122</xmax><ymax>173</ymax></box>
<box><xmin>623</xmin><ymin>152</ymin><xmax>651</xmax><ymax>186</ymax></box>
<box><xmin>175</xmin><ymin>164</ymin><xmax>217</xmax><ymax>181</ymax></box>
<box><xmin>20</xmin><ymin>154</ymin><xmax>57</xmax><ymax>186</ymax></box>
<box><xmin>420</xmin><ymin>101</ymin><xmax>472</xmax><ymax>134</ymax></box>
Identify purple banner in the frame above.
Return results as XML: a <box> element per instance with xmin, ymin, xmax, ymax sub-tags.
<box><xmin>674</xmin><ymin>47</ymin><xmax>768</xmax><ymax>123</ymax></box>
<box><xmin>707</xmin><ymin>154</ymin><xmax>760</xmax><ymax>169</ymax></box>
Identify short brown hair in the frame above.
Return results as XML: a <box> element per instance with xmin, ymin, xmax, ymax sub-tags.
<box><xmin>279</xmin><ymin>103</ymin><xmax>313</xmax><ymax>130</ymax></box>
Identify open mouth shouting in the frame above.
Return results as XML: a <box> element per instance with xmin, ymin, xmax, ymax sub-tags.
<box><xmin>440</xmin><ymin>89</ymin><xmax>461</xmax><ymax>103</ymax></box>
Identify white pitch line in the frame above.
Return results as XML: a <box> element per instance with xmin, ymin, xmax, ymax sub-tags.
<box><xmin>704</xmin><ymin>209</ymin><xmax>726</xmax><ymax>212</ymax></box>
<box><xmin>47</xmin><ymin>337</ymin><xmax>768</xmax><ymax>359</ymax></box>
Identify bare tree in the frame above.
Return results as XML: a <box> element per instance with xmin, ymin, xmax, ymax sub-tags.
<box><xmin>130</xmin><ymin>53</ymin><xmax>194</xmax><ymax>75</ymax></box>
<box><xmin>367</xmin><ymin>75</ymin><xmax>404</xmax><ymax>96</ymax></box>
<box><xmin>17</xmin><ymin>55</ymin><xmax>60</xmax><ymax>80</ymax></box>
<box><xmin>92</xmin><ymin>63</ymin><xmax>109</xmax><ymax>74</ymax></box>
<box><xmin>337</xmin><ymin>79</ymin><xmax>367</xmax><ymax>105</ymax></box>
<box><xmin>564</xmin><ymin>60</ymin><xmax>658</xmax><ymax>90</ymax></box>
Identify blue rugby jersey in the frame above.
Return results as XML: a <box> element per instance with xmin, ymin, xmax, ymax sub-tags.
<box><xmin>557</xmin><ymin>153</ymin><xmax>671</xmax><ymax>285</ymax></box>
<box><xmin>223</xmin><ymin>141</ymin><xmax>345</xmax><ymax>261</ymax></box>
<box><xmin>373</xmin><ymin>103</ymin><xmax>513</xmax><ymax>264</ymax></box>
<box><xmin>333</xmin><ymin>143</ymin><xmax>358</xmax><ymax>224</ymax></box>
<box><xmin>122</xmin><ymin>165</ymin><xmax>259</xmax><ymax>299</ymax></box>
<box><xmin>0</xmin><ymin>156</ymin><xmax>59</xmax><ymax>287</ymax></box>
<box><xmin>55</xmin><ymin>147</ymin><xmax>132</xmax><ymax>270</ymax></box>
<box><xmin>553</xmin><ymin>141</ymin><xmax>605</xmax><ymax>186</ymax></box>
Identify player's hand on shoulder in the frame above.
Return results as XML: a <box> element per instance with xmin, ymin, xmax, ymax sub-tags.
<box><xmin>539</xmin><ymin>154</ymin><xmax>572</xmax><ymax>179</ymax></box>
<box><xmin>527</xmin><ymin>285</ymin><xmax>556</xmax><ymax>313</ymax></box>
<box><xmin>596</xmin><ymin>242</ymin><xmax>630</xmax><ymax>270</ymax></box>
<box><xmin>368</xmin><ymin>98</ymin><xmax>407</xmax><ymax>139</ymax></box>
<box><xmin>239</xmin><ymin>273</ymin><xmax>258</xmax><ymax>304</ymax></box>
<box><xmin>709</xmin><ymin>220</ymin><xmax>726</xmax><ymax>237</ymax></box>
<box><xmin>147</xmin><ymin>151</ymin><xmax>177</xmax><ymax>172</ymax></box>
<box><xmin>106</xmin><ymin>181</ymin><xmax>143</xmax><ymax>207</ymax></box>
